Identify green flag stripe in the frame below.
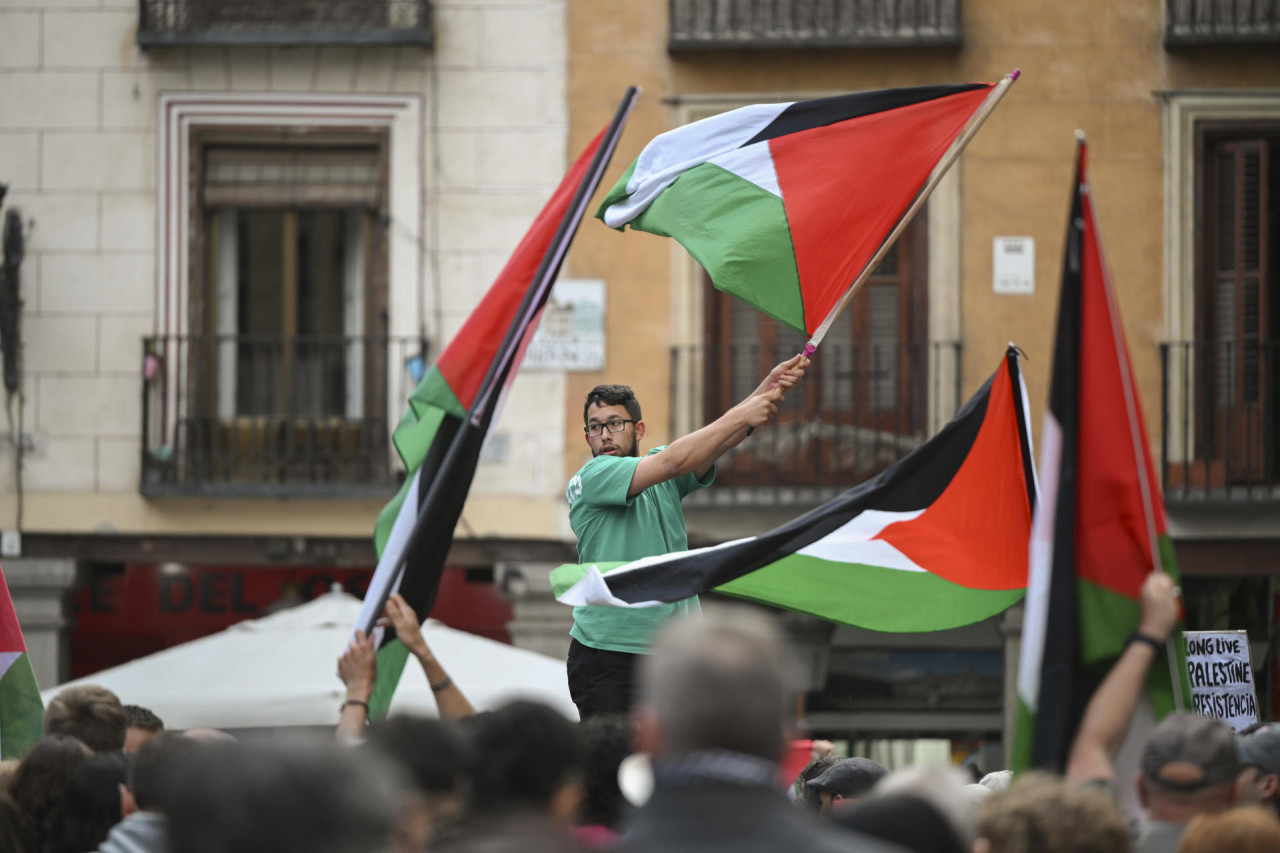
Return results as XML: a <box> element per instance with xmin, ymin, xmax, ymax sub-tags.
<box><xmin>1011</xmin><ymin>697</ymin><xmax>1036</xmax><ymax>774</ymax></box>
<box><xmin>0</xmin><ymin>652</ymin><xmax>43</xmax><ymax>760</ymax></box>
<box><xmin>629</xmin><ymin>162</ymin><xmax>806</xmax><ymax>334</ymax></box>
<box><xmin>716</xmin><ymin>554</ymin><xmax>1025</xmax><ymax>633</ymax></box>
<box><xmin>373</xmin><ymin>368</ymin><xmax>464</xmax><ymax>556</ymax></box>
<box><xmin>369</xmin><ymin>640</ymin><xmax>411</xmax><ymax>718</ymax></box>
<box><xmin>596</xmin><ymin>159</ymin><xmax>637</xmax><ymax>221</ymax></box>
<box><xmin>556</xmin><ymin>555</ymin><xmax>1025</xmax><ymax>634</ymax></box>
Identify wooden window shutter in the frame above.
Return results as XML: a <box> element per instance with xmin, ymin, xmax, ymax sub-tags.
<box><xmin>202</xmin><ymin>146</ymin><xmax>383</xmax><ymax>208</ymax></box>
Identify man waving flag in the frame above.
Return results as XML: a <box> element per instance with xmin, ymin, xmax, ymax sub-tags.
<box><xmin>552</xmin><ymin>347</ymin><xmax>1036</xmax><ymax>633</ymax></box>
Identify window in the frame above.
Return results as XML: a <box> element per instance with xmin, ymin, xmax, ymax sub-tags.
<box><xmin>1193</xmin><ymin>124</ymin><xmax>1280</xmax><ymax>486</ymax></box>
<box><xmin>703</xmin><ymin>215</ymin><xmax>929</xmax><ymax>490</ymax></box>
<box><xmin>181</xmin><ymin>131</ymin><xmax>392</xmax><ymax>488</ymax></box>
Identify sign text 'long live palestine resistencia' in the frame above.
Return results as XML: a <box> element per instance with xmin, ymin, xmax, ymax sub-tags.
<box><xmin>1184</xmin><ymin>630</ymin><xmax>1259</xmax><ymax>732</ymax></box>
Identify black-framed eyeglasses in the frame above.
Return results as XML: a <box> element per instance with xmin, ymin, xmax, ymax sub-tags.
<box><xmin>584</xmin><ymin>419</ymin><xmax>637</xmax><ymax>437</ymax></box>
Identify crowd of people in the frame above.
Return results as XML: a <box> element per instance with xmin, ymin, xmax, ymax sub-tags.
<box><xmin>5</xmin><ymin>580</ymin><xmax>1280</xmax><ymax>853</ymax></box>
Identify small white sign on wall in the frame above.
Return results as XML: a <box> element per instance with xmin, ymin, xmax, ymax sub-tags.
<box><xmin>993</xmin><ymin>237</ymin><xmax>1035</xmax><ymax>295</ymax></box>
<box><xmin>525</xmin><ymin>279</ymin><xmax>606</xmax><ymax>371</ymax></box>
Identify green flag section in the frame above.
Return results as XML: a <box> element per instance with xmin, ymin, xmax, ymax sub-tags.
<box><xmin>1011</xmin><ymin>140</ymin><xmax>1190</xmax><ymax>774</ymax></box>
<box><xmin>355</xmin><ymin>90</ymin><xmax>638</xmax><ymax>717</ymax></box>
<box><xmin>552</xmin><ymin>347</ymin><xmax>1036</xmax><ymax>632</ymax></box>
<box><xmin>596</xmin><ymin>83</ymin><xmax>996</xmax><ymax>336</ymax></box>
<box><xmin>0</xmin><ymin>565</ymin><xmax>42</xmax><ymax>759</ymax></box>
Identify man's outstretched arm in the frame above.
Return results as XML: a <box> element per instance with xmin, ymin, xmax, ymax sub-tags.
<box><xmin>1065</xmin><ymin>571</ymin><xmax>1180</xmax><ymax>784</ymax></box>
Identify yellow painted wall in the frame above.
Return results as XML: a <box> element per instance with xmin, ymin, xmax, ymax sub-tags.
<box><xmin>566</xmin><ymin>0</ymin><xmax>1280</xmax><ymax>469</ymax></box>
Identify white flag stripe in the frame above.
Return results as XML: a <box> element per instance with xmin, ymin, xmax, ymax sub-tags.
<box><xmin>559</xmin><ymin>567</ymin><xmax>667</xmax><ymax>609</ymax></box>
<box><xmin>354</xmin><ymin>467</ymin><xmax>419</xmax><ymax>644</ymax></box>
<box><xmin>797</xmin><ymin>509</ymin><xmax>927</xmax><ymax>572</ymax></box>
<box><xmin>603</xmin><ymin>102</ymin><xmax>791</xmax><ymax>228</ymax></box>
<box><xmin>1017</xmin><ymin>413</ymin><xmax>1063</xmax><ymax>709</ymax></box>
<box><xmin>708</xmin><ymin>142</ymin><xmax>783</xmax><ymax>197</ymax></box>
<box><xmin>0</xmin><ymin>651</ymin><xmax>19</xmax><ymax>682</ymax></box>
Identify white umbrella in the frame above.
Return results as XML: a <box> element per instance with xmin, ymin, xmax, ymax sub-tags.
<box><xmin>43</xmin><ymin>589</ymin><xmax>577</xmax><ymax>728</ymax></box>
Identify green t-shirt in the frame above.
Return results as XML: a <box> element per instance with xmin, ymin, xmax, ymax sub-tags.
<box><xmin>565</xmin><ymin>446</ymin><xmax>713</xmax><ymax>654</ymax></box>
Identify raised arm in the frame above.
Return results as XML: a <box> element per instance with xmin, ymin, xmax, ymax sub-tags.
<box><xmin>336</xmin><ymin>630</ymin><xmax>376</xmax><ymax>741</ymax></box>
<box><xmin>626</xmin><ymin>354</ymin><xmax>809</xmax><ymax>496</ymax></box>
<box><xmin>385</xmin><ymin>593</ymin><xmax>476</xmax><ymax>720</ymax></box>
<box><xmin>1065</xmin><ymin>571</ymin><xmax>1180</xmax><ymax>784</ymax></box>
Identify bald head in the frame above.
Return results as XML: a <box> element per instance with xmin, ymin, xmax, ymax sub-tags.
<box><xmin>639</xmin><ymin>605</ymin><xmax>792</xmax><ymax>763</ymax></box>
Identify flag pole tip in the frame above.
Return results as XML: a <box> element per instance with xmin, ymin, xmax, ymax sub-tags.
<box><xmin>802</xmin><ymin>342</ymin><xmax>817</xmax><ymax>358</ymax></box>
<box><xmin>1009</xmin><ymin>68</ymin><xmax>1021</xmax><ymax>81</ymax></box>
<box><xmin>1074</xmin><ymin>129</ymin><xmax>1086</xmax><ymax>142</ymax></box>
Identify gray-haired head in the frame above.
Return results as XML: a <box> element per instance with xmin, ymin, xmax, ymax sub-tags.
<box><xmin>638</xmin><ymin>604</ymin><xmax>794</xmax><ymax>763</ymax></box>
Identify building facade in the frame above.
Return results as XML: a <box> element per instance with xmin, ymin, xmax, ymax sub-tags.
<box><xmin>0</xmin><ymin>0</ymin><xmax>577</xmax><ymax>686</ymax></box>
<box><xmin>565</xmin><ymin>0</ymin><xmax>1280</xmax><ymax>763</ymax></box>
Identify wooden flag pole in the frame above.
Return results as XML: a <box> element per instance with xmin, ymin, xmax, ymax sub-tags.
<box><xmin>803</xmin><ymin>68</ymin><xmax>1021</xmax><ymax>358</ymax></box>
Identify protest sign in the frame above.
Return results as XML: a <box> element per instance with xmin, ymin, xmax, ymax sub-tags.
<box><xmin>1183</xmin><ymin>630</ymin><xmax>1259</xmax><ymax>732</ymax></box>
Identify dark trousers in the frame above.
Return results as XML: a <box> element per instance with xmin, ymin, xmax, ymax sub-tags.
<box><xmin>567</xmin><ymin>638</ymin><xmax>639</xmax><ymax>719</ymax></box>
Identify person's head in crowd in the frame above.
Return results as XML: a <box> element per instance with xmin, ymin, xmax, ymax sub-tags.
<box><xmin>122</xmin><ymin>705</ymin><xmax>164</xmax><ymax>754</ymax></box>
<box><xmin>636</xmin><ymin>604</ymin><xmax>793</xmax><ymax>764</ymax></box>
<box><xmin>465</xmin><ymin>700</ymin><xmax>582</xmax><ymax>826</ymax></box>
<box><xmin>0</xmin><ymin>792</ymin><xmax>25</xmax><ymax>853</ymax></box>
<box><xmin>165</xmin><ymin>737</ymin><xmax>403</xmax><ymax>853</ymax></box>
<box><xmin>130</xmin><ymin>730</ymin><xmax>202</xmax><ymax>814</ymax></box>
<box><xmin>1235</xmin><ymin>722</ymin><xmax>1280</xmax><ymax>817</ymax></box>
<box><xmin>0</xmin><ymin>760</ymin><xmax>18</xmax><ymax>794</ymax></box>
<box><xmin>10</xmin><ymin>734</ymin><xmax>93</xmax><ymax>853</ymax></box>
<box><xmin>834</xmin><ymin>792</ymin><xmax>967</xmax><ymax>853</ymax></box>
<box><xmin>575</xmin><ymin>714</ymin><xmax>631</xmax><ymax>835</ymax></box>
<box><xmin>364</xmin><ymin>715</ymin><xmax>472</xmax><ymax>852</ymax></box>
<box><xmin>1177</xmin><ymin>804</ymin><xmax>1280</xmax><ymax>852</ymax></box>
<box><xmin>795</xmin><ymin>753</ymin><xmax>841</xmax><ymax>813</ymax></box>
<box><xmin>806</xmin><ymin>757</ymin><xmax>888</xmax><ymax>814</ymax></box>
<box><xmin>975</xmin><ymin>772</ymin><xmax>1131</xmax><ymax>853</ymax></box>
<box><xmin>1138</xmin><ymin>713</ymin><xmax>1240</xmax><ymax>824</ymax></box>
<box><xmin>873</xmin><ymin>765</ymin><xmax>978</xmax><ymax>847</ymax></box>
<box><xmin>43</xmin><ymin>684</ymin><xmax>127</xmax><ymax>753</ymax></box>
<box><xmin>47</xmin><ymin>751</ymin><xmax>131</xmax><ymax>853</ymax></box>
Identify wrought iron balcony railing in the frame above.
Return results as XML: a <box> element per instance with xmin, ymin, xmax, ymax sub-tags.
<box><xmin>137</xmin><ymin>0</ymin><xmax>431</xmax><ymax>48</ymax></box>
<box><xmin>142</xmin><ymin>334</ymin><xmax>423</xmax><ymax>497</ymax></box>
<box><xmin>672</xmin><ymin>340</ymin><xmax>960</xmax><ymax>508</ymax></box>
<box><xmin>669</xmin><ymin>0</ymin><xmax>962</xmax><ymax>50</ymax></box>
<box><xmin>1161</xmin><ymin>340</ymin><xmax>1280</xmax><ymax>503</ymax></box>
<box><xmin>1166</xmin><ymin>0</ymin><xmax>1280</xmax><ymax>46</ymax></box>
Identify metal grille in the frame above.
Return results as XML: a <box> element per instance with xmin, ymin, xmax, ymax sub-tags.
<box><xmin>1166</xmin><ymin>0</ymin><xmax>1280</xmax><ymax>46</ymax></box>
<box><xmin>138</xmin><ymin>0</ymin><xmax>431</xmax><ymax>48</ymax></box>
<box><xmin>669</xmin><ymin>0</ymin><xmax>962</xmax><ymax>50</ymax></box>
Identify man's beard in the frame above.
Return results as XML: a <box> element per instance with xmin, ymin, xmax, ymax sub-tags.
<box><xmin>594</xmin><ymin>438</ymin><xmax>638</xmax><ymax>458</ymax></box>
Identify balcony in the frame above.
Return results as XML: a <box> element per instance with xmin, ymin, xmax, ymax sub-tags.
<box><xmin>671</xmin><ymin>340</ymin><xmax>960</xmax><ymax>508</ymax></box>
<box><xmin>137</xmin><ymin>0</ymin><xmax>431</xmax><ymax>49</ymax></box>
<box><xmin>142</xmin><ymin>335</ymin><xmax>422</xmax><ymax>497</ymax></box>
<box><xmin>1166</xmin><ymin>0</ymin><xmax>1280</xmax><ymax>47</ymax></box>
<box><xmin>1161</xmin><ymin>340</ymin><xmax>1280</xmax><ymax>504</ymax></box>
<box><xmin>668</xmin><ymin>0</ymin><xmax>962</xmax><ymax>51</ymax></box>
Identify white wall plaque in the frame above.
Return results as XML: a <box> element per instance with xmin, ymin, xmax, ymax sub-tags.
<box><xmin>993</xmin><ymin>237</ymin><xmax>1035</xmax><ymax>295</ymax></box>
<box><xmin>525</xmin><ymin>279</ymin><xmax>606</xmax><ymax>371</ymax></box>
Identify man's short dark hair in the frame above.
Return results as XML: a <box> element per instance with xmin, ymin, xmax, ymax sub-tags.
<box><xmin>123</xmin><ymin>705</ymin><xmax>164</xmax><ymax>733</ymax></box>
<box><xmin>364</xmin><ymin>715</ymin><xmax>470</xmax><ymax>798</ymax></box>
<box><xmin>583</xmin><ymin>385</ymin><xmax>641</xmax><ymax>425</ymax></box>
<box><xmin>130</xmin><ymin>732</ymin><xmax>200</xmax><ymax>813</ymax></box>
<box><xmin>43</xmin><ymin>685</ymin><xmax>127</xmax><ymax>753</ymax></box>
<box><xmin>465</xmin><ymin>700</ymin><xmax>580</xmax><ymax>816</ymax></box>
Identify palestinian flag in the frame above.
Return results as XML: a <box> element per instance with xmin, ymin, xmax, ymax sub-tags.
<box><xmin>597</xmin><ymin>82</ymin><xmax>1001</xmax><ymax>337</ymax></box>
<box><xmin>357</xmin><ymin>90</ymin><xmax>638</xmax><ymax>716</ymax></box>
<box><xmin>0</xmin><ymin>564</ymin><xmax>42</xmax><ymax>759</ymax></box>
<box><xmin>1011</xmin><ymin>139</ymin><xmax>1189</xmax><ymax>773</ymax></box>
<box><xmin>551</xmin><ymin>348</ymin><xmax>1036</xmax><ymax>632</ymax></box>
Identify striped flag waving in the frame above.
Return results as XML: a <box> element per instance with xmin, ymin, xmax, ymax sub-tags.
<box><xmin>1011</xmin><ymin>138</ymin><xmax>1189</xmax><ymax>773</ymax></box>
<box><xmin>357</xmin><ymin>90</ymin><xmax>638</xmax><ymax>716</ymax></box>
<box><xmin>0</xmin><ymin>564</ymin><xmax>42</xmax><ymax>759</ymax></box>
<box><xmin>552</xmin><ymin>347</ymin><xmax>1036</xmax><ymax>633</ymax></box>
